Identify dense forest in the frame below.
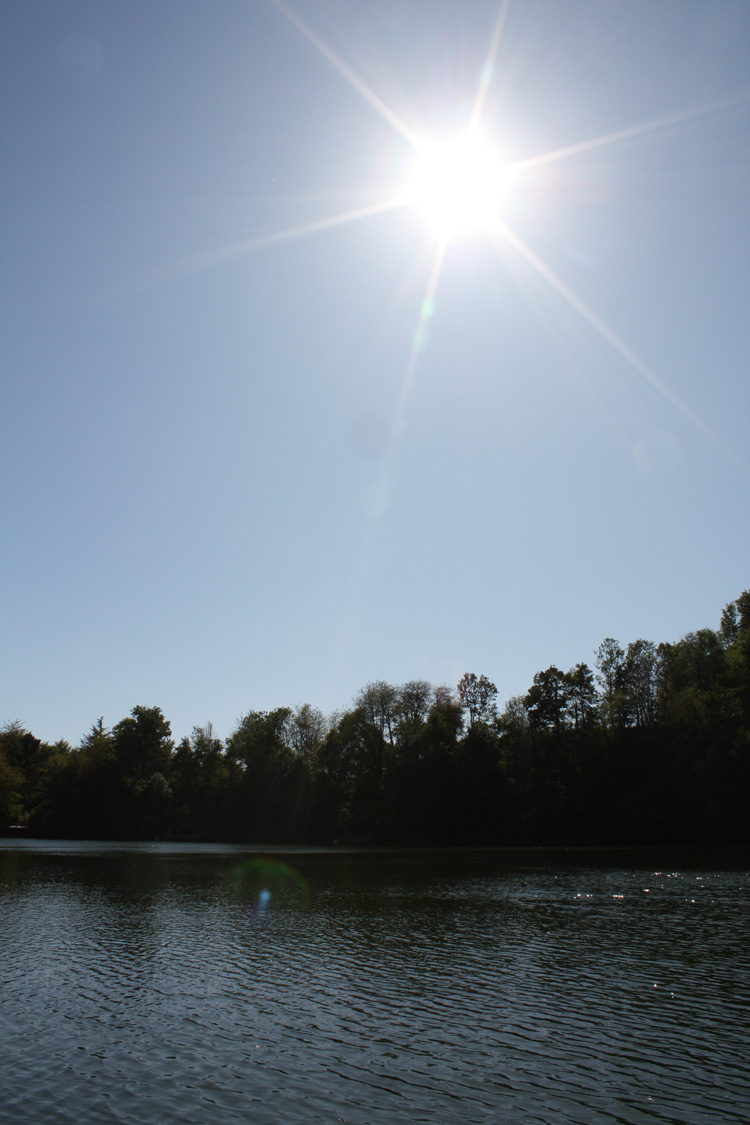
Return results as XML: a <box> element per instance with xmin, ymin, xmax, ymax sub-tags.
<box><xmin>2</xmin><ymin>590</ymin><xmax>749</xmax><ymax>846</ymax></box>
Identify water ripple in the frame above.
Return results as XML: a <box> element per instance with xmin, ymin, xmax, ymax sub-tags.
<box><xmin>1</xmin><ymin>845</ymin><xmax>749</xmax><ymax>1123</ymax></box>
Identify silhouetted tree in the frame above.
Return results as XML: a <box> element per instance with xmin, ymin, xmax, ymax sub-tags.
<box><xmin>457</xmin><ymin>673</ymin><xmax>498</xmax><ymax>727</ymax></box>
<box><xmin>564</xmin><ymin>663</ymin><xmax>597</xmax><ymax>731</ymax></box>
<box><xmin>595</xmin><ymin>638</ymin><xmax>627</xmax><ymax>728</ymax></box>
<box><xmin>286</xmin><ymin>703</ymin><xmax>327</xmax><ymax>760</ymax></box>
<box><xmin>526</xmin><ymin>666</ymin><xmax>568</xmax><ymax>735</ymax></box>
<box><xmin>0</xmin><ymin>721</ymin><xmax>54</xmax><ymax>823</ymax></box>
<box><xmin>226</xmin><ymin>708</ymin><xmax>311</xmax><ymax>842</ymax></box>
<box><xmin>4</xmin><ymin>586</ymin><xmax>749</xmax><ymax>846</ymax></box>
<box><xmin>623</xmin><ymin>640</ymin><xmax>659</xmax><ymax>727</ymax></box>
<box><xmin>0</xmin><ymin>746</ymin><xmax>23</xmax><ymax>828</ymax></box>
<box><xmin>110</xmin><ymin>707</ymin><xmax>174</xmax><ymax>837</ymax></box>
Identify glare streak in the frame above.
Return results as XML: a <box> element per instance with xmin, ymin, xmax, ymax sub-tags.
<box><xmin>80</xmin><ymin>198</ymin><xmax>406</xmax><ymax>309</ymax></box>
<box><xmin>396</xmin><ymin>241</ymin><xmax>447</xmax><ymax>417</ymax></box>
<box><xmin>192</xmin><ymin>197</ymin><xmax>406</xmax><ymax>266</ymax></box>
<box><xmin>334</xmin><ymin>241</ymin><xmax>447</xmax><ymax>680</ymax></box>
<box><xmin>272</xmin><ymin>0</ymin><xmax>420</xmax><ymax>148</ymax></box>
<box><xmin>493</xmin><ymin>219</ymin><xmax>747</xmax><ymax>472</ymax></box>
<box><xmin>511</xmin><ymin>94</ymin><xmax>750</xmax><ymax>172</ymax></box>
<box><xmin>469</xmin><ymin>0</ymin><xmax>511</xmax><ymax>135</ymax></box>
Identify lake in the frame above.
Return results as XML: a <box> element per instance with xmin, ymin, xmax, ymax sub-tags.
<box><xmin>1</xmin><ymin>842</ymin><xmax>748</xmax><ymax>1124</ymax></box>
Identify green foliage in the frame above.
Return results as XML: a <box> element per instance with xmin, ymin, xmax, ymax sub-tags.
<box><xmin>396</xmin><ymin>681</ymin><xmax>433</xmax><ymax>728</ymax></box>
<box><xmin>595</xmin><ymin>638</ymin><xmax>627</xmax><ymax>728</ymax></box>
<box><xmin>4</xmin><ymin>588</ymin><xmax>749</xmax><ymax>845</ymax></box>
<box><xmin>457</xmin><ymin>673</ymin><xmax>498</xmax><ymax>727</ymax></box>
<box><xmin>525</xmin><ymin>666</ymin><xmax>568</xmax><ymax>735</ymax></box>
<box><xmin>0</xmin><ymin>721</ymin><xmax>54</xmax><ymax>827</ymax></box>
<box><xmin>286</xmin><ymin>704</ymin><xmax>327</xmax><ymax>760</ymax></box>
<box><xmin>565</xmin><ymin>664</ymin><xmax>597</xmax><ymax>731</ymax></box>
<box><xmin>30</xmin><ymin>720</ymin><xmax>116</xmax><ymax>838</ymax></box>
<box><xmin>355</xmin><ymin>681</ymin><xmax>399</xmax><ymax>745</ymax></box>
<box><xmin>0</xmin><ymin>747</ymin><xmax>23</xmax><ymax>827</ymax></box>
<box><xmin>225</xmin><ymin>708</ymin><xmax>311</xmax><ymax>843</ymax></box>
<box><xmin>112</xmin><ymin>706</ymin><xmax>173</xmax><ymax>783</ymax></box>
<box><xmin>623</xmin><ymin>640</ymin><xmax>659</xmax><ymax>728</ymax></box>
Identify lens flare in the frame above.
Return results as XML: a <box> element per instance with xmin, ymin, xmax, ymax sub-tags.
<box><xmin>225</xmin><ymin>858</ymin><xmax>309</xmax><ymax>919</ymax></box>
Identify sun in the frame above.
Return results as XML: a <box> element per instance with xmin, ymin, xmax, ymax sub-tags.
<box><xmin>404</xmin><ymin>134</ymin><xmax>509</xmax><ymax>242</ymax></box>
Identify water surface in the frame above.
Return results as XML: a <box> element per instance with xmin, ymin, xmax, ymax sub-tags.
<box><xmin>1</xmin><ymin>842</ymin><xmax>748</xmax><ymax>1123</ymax></box>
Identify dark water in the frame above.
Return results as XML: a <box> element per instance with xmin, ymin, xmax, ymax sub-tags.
<box><xmin>1</xmin><ymin>843</ymin><xmax>748</xmax><ymax>1124</ymax></box>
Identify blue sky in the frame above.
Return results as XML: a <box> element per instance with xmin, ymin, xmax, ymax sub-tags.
<box><xmin>2</xmin><ymin>0</ymin><xmax>748</xmax><ymax>746</ymax></box>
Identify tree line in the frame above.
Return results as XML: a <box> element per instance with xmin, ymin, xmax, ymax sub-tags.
<box><xmin>2</xmin><ymin>589</ymin><xmax>748</xmax><ymax>845</ymax></box>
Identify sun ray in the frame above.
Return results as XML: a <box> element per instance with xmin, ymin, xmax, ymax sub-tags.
<box><xmin>332</xmin><ymin>240</ymin><xmax>448</xmax><ymax>679</ymax></box>
<box><xmin>394</xmin><ymin>241</ymin><xmax>447</xmax><ymax>418</ymax></box>
<box><xmin>80</xmin><ymin>197</ymin><xmax>406</xmax><ymax>309</ymax></box>
<box><xmin>469</xmin><ymin>0</ymin><xmax>511</xmax><ymax>135</ymax></box>
<box><xmin>262</xmin><ymin>0</ymin><xmax>748</xmax><ymax>689</ymax></box>
<box><xmin>491</xmin><ymin>219</ymin><xmax>748</xmax><ymax>473</ymax></box>
<box><xmin>272</xmin><ymin>0</ymin><xmax>420</xmax><ymax>148</ymax></box>
<box><xmin>185</xmin><ymin>196</ymin><xmax>406</xmax><ymax>268</ymax></box>
<box><xmin>511</xmin><ymin>93</ymin><xmax>750</xmax><ymax>173</ymax></box>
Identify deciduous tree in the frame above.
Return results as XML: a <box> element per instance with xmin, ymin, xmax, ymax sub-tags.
<box><xmin>595</xmin><ymin>638</ymin><xmax>627</xmax><ymax>728</ymax></box>
<box><xmin>457</xmin><ymin>673</ymin><xmax>498</xmax><ymax>727</ymax></box>
<box><xmin>564</xmin><ymin>663</ymin><xmax>598</xmax><ymax>731</ymax></box>
<box><xmin>525</xmin><ymin>666</ymin><xmax>568</xmax><ymax>734</ymax></box>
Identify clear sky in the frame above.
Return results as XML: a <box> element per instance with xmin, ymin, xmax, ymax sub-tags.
<box><xmin>2</xmin><ymin>0</ymin><xmax>748</xmax><ymax>747</ymax></box>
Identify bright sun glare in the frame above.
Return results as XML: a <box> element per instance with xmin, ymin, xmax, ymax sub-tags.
<box><xmin>220</xmin><ymin>0</ymin><xmax>735</xmax><ymax>469</ymax></box>
<box><xmin>404</xmin><ymin>135</ymin><xmax>509</xmax><ymax>241</ymax></box>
